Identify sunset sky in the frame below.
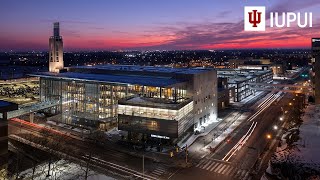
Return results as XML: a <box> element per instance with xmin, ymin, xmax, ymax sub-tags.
<box><xmin>1</xmin><ymin>0</ymin><xmax>320</xmax><ymax>51</ymax></box>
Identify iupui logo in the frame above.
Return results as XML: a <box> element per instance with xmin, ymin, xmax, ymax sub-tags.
<box><xmin>244</xmin><ymin>6</ymin><xmax>266</xmax><ymax>31</ymax></box>
<box><xmin>244</xmin><ymin>6</ymin><xmax>313</xmax><ymax>31</ymax></box>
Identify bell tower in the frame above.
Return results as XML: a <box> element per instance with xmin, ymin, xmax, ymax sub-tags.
<box><xmin>49</xmin><ymin>22</ymin><xmax>64</xmax><ymax>73</ymax></box>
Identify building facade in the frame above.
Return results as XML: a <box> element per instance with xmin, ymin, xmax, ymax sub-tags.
<box><xmin>32</xmin><ymin>65</ymin><xmax>218</xmax><ymax>140</ymax></box>
<box><xmin>49</xmin><ymin>22</ymin><xmax>64</xmax><ymax>73</ymax></box>
<box><xmin>217</xmin><ymin>69</ymin><xmax>273</xmax><ymax>102</ymax></box>
<box><xmin>312</xmin><ymin>38</ymin><xmax>320</xmax><ymax>104</ymax></box>
<box><xmin>228</xmin><ymin>59</ymin><xmax>271</xmax><ymax>69</ymax></box>
<box><xmin>217</xmin><ymin>77</ymin><xmax>230</xmax><ymax>111</ymax></box>
<box><xmin>0</xmin><ymin>101</ymin><xmax>18</xmax><ymax>173</ymax></box>
<box><xmin>228</xmin><ymin>59</ymin><xmax>285</xmax><ymax>77</ymax></box>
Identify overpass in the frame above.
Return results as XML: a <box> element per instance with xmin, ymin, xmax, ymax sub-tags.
<box><xmin>7</xmin><ymin>101</ymin><xmax>60</xmax><ymax>119</ymax></box>
<box><xmin>247</xmin><ymin>83</ymin><xmax>312</xmax><ymax>93</ymax></box>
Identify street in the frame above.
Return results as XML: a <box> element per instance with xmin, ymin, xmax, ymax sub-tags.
<box><xmin>7</xmin><ymin>79</ymin><xmax>307</xmax><ymax>180</ymax></box>
<box><xmin>169</xmin><ymin>91</ymin><xmax>299</xmax><ymax>180</ymax></box>
<box><xmin>8</xmin><ymin>119</ymin><xmax>179</xmax><ymax>179</ymax></box>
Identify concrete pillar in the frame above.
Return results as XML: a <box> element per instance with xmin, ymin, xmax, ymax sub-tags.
<box><xmin>174</xmin><ymin>87</ymin><xmax>177</xmax><ymax>103</ymax></box>
<box><xmin>125</xmin><ymin>85</ymin><xmax>128</xmax><ymax>96</ymax></box>
<box><xmin>30</xmin><ymin>112</ymin><xmax>34</xmax><ymax>123</ymax></box>
<box><xmin>2</xmin><ymin>112</ymin><xmax>7</xmax><ymax>120</ymax></box>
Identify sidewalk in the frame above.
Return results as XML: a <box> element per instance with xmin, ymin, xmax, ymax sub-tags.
<box><xmin>201</xmin><ymin>91</ymin><xmax>278</xmax><ymax>152</ymax></box>
<box><xmin>177</xmin><ymin>92</ymin><xmax>264</xmax><ymax>149</ymax></box>
<box><xmin>202</xmin><ymin>112</ymin><xmax>250</xmax><ymax>152</ymax></box>
<box><xmin>231</xmin><ymin>91</ymin><xmax>264</xmax><ymax>108</ymax></box>
<box><xmin>177</xmin><ymin>119</ymin><xmax>223</xmax><ymax>149</ymax></box>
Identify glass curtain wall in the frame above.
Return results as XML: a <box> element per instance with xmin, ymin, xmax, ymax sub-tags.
<box><xmin>127</xmin><ymin>85</ymin><xmax>187</xmax><ymax>101</ymax></box>
<box><xmin>41</xmin><ymin>77</ymin><xmax>187</xmax><ymax>130</ymax></box>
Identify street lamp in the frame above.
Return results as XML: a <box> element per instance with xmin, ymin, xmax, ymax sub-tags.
<box><xmin>266</xmin><ymin>134</ymin><xmax>272</xmax><ymax>139</ymax></box>
<box><xmin>273</xmin><ymin>125</ymin><xmax>278</xmax><ymax>130</ymax></box>
<box><xmin>279</xmin><ymin>117</ymin><xmax>283</xmax><ymax>121</ymax></box>
<box><xmin>289</xmin><ymin>102</ymin><xmax>292</xmax><ymax>106</ymax></box>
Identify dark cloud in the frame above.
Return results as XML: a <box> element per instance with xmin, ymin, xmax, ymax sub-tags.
<box><xmin>40</xmin><ymin>19</ymin><xmax>92</xmax><ymax>24</ymax></box>
<box><xmin>137</xmin><ymin>19</ymin><xmax>319</xmax><ymax>50</ymax></box>
<box><xmin>112</xmin><ymin>31</ymin><xmax>130</xmax><ymax>34</ymax></box>
<box><xmin>136</xmin><ymin>0</ymin><xmax>320</xmax><ymax>50</ymax></box>
<box><xmin>267</xmin><ymin>0</ymin><xmax>320</xmax><ymax>19</ymax></box>
<box><xmin>91</xmin><ymin>27</ymin><xmax>105</xmax><ymax>30</ymax></box>
<box><xmin>62</xmin><ymin>29</ymin><xmax>81</xmax><ymax>38</ymax></box>
<box><xmin>216</xmin><ymin>10</ymin><xmax>232</xmax><ymax>18</ymax></box>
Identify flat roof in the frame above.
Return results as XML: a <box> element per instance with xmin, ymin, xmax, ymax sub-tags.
<box><xmin>0</xmin><ymin>100</ymin><xmax>18</xmax><ymax>113</ymax></box>
<box><xmin>74</xmin><ymin>65</ymin><xmax>213</xmax><ymax>75</ymax></box>
<box><xmin>217</xmin><ymin>69</ymin><xmax>271</xmax><ymax>76</ymax></box>
<box><xmin>0</xmin><ymin>101</ymin><xmax>12</xmax><ymax>107</ymax></box>
<box><xmin>119</xmin><ymin>96</ymin><xmax>192</xmax><ymax>110</ymax></box>
<box><xmin>30</xmin><ymin>72</ymin><xmax>185</xmax><ymax>87</ymax></box>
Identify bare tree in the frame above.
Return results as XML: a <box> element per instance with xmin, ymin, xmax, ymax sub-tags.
<box><xmin>0</xmin><ymin>166</ymin><xmax>8</xmax><ymax>180</ymax></box>
<box><xmin>77</xmin><ymin>130</ymin><xmax>106</xmax><ymax>180</ymax></box>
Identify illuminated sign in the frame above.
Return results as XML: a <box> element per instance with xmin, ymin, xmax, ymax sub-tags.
<box><xmin>151</xmin><ymin>134</ymin><xmax>170</xmax><ymax>139</ymax></box>
<box><xmin>244</xmin><ymin>6</ymin><xmax>313</xmax><ymax>31</ymax></box>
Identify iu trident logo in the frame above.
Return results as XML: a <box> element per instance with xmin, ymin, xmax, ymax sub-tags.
<box><xmin>244</xmin><ymin>6</ymin><xmax>266</xmax><ymax>31</ymax></box>
<box><xmin>248</xmin><ymin>10</ymin><xmax>262</xmax><ymax>27</ymax></box>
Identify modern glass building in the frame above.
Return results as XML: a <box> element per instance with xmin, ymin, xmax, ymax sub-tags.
<box><xmin>31</xmin><ymin>65</ymin><xmax>218</xmax><ymax>140</ymax></box>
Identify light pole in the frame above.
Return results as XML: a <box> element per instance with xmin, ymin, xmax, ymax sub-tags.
<box><xmin>185</xmin><ymin>144</ymin><xmax>188</xmax><ymax>164</ymax></box>
<box><xmin>142</xmin><ymin>155</ymin><xmax>144</xmax><ymax>179</ymax></box>
<box><xmin>203</xmin><ymin>138</ymin><xmax>205</xmax><ymax>147</ymax></box>
<box><xmin>142</xmin><ymin>146</ymin><xmax>153</xmax><ymax>179</ymax></box>
<box><xmin>265</xmin><ymin>133</ymin><xmax>272</xmax><ymax>151</ymax></box>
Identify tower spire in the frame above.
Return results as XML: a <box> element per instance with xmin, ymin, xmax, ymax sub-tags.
<box><xmin>53</xmin><ymin>22</ymin><xmax>60</xmax><ymax>36</ymax></box>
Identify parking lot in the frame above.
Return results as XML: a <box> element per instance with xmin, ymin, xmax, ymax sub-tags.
<box><xmin>0</xmin><ymin>80</ymin><xmax>39</xmax><ymax>105</ymax></box>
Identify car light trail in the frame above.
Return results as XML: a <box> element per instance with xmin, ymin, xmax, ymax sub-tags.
<box><xmin>84</xmin><ymin>155</ymin><xmax>157</xmax><ymax>180</ymax></box>
<box><xmin>249</xmin><ymin>92</ymin><xmax>282</xmax><ymax>122</ymax></box>
<box><xmin>257</xmin><ymin>93</ymin><xmax>275</xmax><ymax>108</ymax></box>
<box><xmin>222</xmin><ymin>121</ymin><xmax>257</xmax><ymax>161</ymax></box>
<box><xmin>10</xmin><ymin>118</ymin><xmax>66</xmax><ymax>136</ymax></box>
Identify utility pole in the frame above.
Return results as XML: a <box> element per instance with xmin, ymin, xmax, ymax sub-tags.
<box><xmin>142</xmin><ymin>155</ymin><xmax>144</xmax><ymax>179</ymax></box>
<box><xmin>203</xmin><ymin>138</ymin><xmax>205</xmax><ymax>147</ymax></box>
<box><xmin>185</xmin><ymin>144</ymin><xmax>188</xmax><ymax>164</ymax></box>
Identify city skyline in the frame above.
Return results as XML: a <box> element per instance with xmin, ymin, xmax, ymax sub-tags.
<box><xmin>1</xmin><ymin>0</ymin><xmax>320</xmax><ymax>51</ymax></box>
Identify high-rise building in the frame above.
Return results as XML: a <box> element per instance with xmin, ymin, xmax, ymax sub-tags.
<box><xmin>49</xmin><ymin>22</ymin><xmax>64</xmax><ymax>73</ymax></box>
<box><xmin>311</xmin><ymin>38</ymin><xmax>320</xmax><ymax>104</ymax></box>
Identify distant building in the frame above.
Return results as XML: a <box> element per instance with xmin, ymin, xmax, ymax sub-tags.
<box><xmin>49</xmin><ymin>22</ymin><xmax>64</xmax><ymax>73</ymax></box>
<box><xmin>270</xmin><ymin>64</ymin><xmax>284</xmax><ymax>77</ymax></box>
<box><xmin>312</xmin><ymin>38</ymin><xmax>320</xmax><ymax>104</ymax></box>
<box><xmin>228</xmin><ymin>59</ymin><xmax>285</xmax><ymax>76</ymax></box>
<box><xmin>0</xmin><ymin>101</ymin><xmax>18</xmax><ymax>172</ymax></box>
<box><xmin>217</xmin><ymin>69</ymin><xmax>273</xmax><ymax>102</ymax></box>
<box><xmin>228</xmin><ymin>59</ymin><xmax>271</xmax><ymax>69</ymax></box>
<box><xmin>31</xmin><ymin>65</ymin><xmax>218</xmax><ymax>141</ymax></box>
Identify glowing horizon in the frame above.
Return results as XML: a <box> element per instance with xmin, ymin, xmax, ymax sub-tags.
<box><xmin>1</xmin><ymin>0</ymin><xmax>319</xmax><ymax>51</ymax></box>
